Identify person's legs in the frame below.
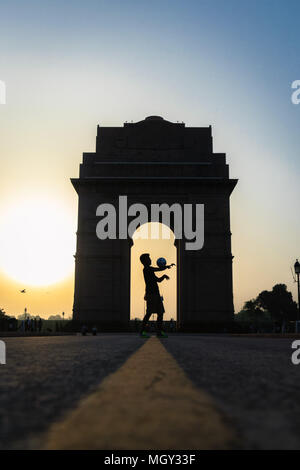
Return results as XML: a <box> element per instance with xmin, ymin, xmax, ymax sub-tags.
<box><xmin>156</xmin><ymin>312</ymin><xmax>163</xmax><ymax>334</ymax></box>
<box><xmin>140</xmin><ymin>311</ymin><xmax>152</xmax><ymax>333</ymax></box>
<box><xmin>155</xmin><ymin>295</ymin><xmax>167</xmax><ymax>336</ymax></box>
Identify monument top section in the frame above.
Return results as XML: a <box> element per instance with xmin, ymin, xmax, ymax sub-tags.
<box><xmin>73</xmin><ymin>117</ymin><xmax>237</xmax><ymax>193</ymax></box>
<box><xmin>124</xmin><ymin>115</ymin><xmax>183</xmax><ymax>126</ymax></box>
<box><xmin>144</xmin><ymin>115</ymin><xmax>164</xmax><ymax>121</ymax></box>
<box><xmin>94</xmin><ymin>116</ymin><xmax>214</xmax><ymax>162</ymax></box>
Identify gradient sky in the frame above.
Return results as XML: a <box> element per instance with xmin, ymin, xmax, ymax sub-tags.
<box><xmin>0</xmin><ymin>0</ymin><xmax>299</xmax><ymax>319</ymax></box>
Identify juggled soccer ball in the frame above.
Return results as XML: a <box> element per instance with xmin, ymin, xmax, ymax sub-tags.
<box><xmin>157</xmin><ymin>257</ymin><xmax>167</xmax><ymax>268</ymax></box>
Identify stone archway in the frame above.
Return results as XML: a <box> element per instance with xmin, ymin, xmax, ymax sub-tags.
<box><xmin>130</xmin><ymin>222</ymin><xmax>177</xmax><ymax>323</ymax></box>
<box><xmin>71</xmin><ymin>116</ymin><xmax>237</xmax><ymax>331</ymax></box>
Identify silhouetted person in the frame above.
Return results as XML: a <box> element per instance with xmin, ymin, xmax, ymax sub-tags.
<box><xmin>92</xmin><ymin>326</ymin><xmax>97</xmax><ymax>336</ymax></box>
<box><xmin>81</xmin><ymin>325</ymin><xmax>88</xmax><ymax>336</ymax></box>
<box><xmin>139</xmin><ymin>253</ymin><xmax>175</xmax><ymax>338</ymax></box>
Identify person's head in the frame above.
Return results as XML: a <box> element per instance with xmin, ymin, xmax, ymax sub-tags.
<box><xmin>140</xmin><ymin>253</ymin><xmax>151</xmax><ymax>266</ymax></box>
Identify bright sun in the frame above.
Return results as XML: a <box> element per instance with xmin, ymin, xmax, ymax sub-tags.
<box><xmin>0</xmin><ymin>198</ymin><xmax>76</xmax><ymax>286</ymax></box>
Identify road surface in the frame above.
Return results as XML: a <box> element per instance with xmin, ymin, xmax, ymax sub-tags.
<box><xmin>0</xmin><ymin>334</ymin><xmax>299</xmax><ymax>449</ymax></box>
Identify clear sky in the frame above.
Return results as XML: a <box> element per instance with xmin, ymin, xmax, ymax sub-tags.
<box><xmin>0</xmin><ymin>0</ymin><xmax>299</xmax><ymax>319</ymax></box>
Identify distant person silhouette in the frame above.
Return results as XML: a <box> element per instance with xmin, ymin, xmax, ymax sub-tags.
<box><xmin>92</xmin><ymin>326</ymin><xmax>98</xmax><ymax>336</ymax></box>
<box><xmin>81</xmin><ymin>325</ymin><xmax>88</xmax><ymax>336</ymax></box>
<box><xmin>139</xmin><ymin>253</ymin><xmax>175</xmax><ymax>338</ymax></box>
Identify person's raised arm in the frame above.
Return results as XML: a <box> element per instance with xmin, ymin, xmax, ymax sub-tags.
<box><xmin>155</xmin><ymin>274</ymin><xmax>170</xmax><ymax>282</ymax></box>
<box><xmin>151</xmin><ymin>264</ymin><xmax>175</xmax><ymax>272</ymax></box>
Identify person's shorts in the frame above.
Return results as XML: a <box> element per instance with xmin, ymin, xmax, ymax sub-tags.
<box><xmin>145</xmin><ymin>294</ymin><xmax>165</xmax><ymax>315</ymax></box>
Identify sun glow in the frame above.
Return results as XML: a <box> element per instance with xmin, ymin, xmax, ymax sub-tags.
<box><xmin>0</xmin><ymin>198</ymin><xmax>76</xmax><ymax>286</ymax></box>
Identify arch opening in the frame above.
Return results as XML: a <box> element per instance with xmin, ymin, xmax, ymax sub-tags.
<box><xmin>130</xmin><ymin>222</ymin><xmax>177</xmax><ymax>327</ymax></box>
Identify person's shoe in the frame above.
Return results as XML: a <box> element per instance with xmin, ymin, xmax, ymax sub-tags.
<box><xmin>140</xmin><ymin>331</ymin><xmax>150</xmax><ymax>338</ymax></box>
<box><xmin>157</xmin><ymin>331</ymin><xmax>168</xmax><ymax>338</ymax></box>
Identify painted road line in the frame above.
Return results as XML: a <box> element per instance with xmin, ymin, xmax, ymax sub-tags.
<box><xmin>42</xmin><ymin>336</ymin><xmax>237</xmax><ymax>450</ymax></box>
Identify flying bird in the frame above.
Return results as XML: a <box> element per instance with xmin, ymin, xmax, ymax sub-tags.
<box><xmin>20</xmin><ymin>289</ymin><xmax>26</xmax><ymax>293</ymax></box>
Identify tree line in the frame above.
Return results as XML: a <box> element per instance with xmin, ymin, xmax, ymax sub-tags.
<box><xmin>236</xmin><ymin>284</ymin><xmax>298</xmax><ymax>327</ymax></box>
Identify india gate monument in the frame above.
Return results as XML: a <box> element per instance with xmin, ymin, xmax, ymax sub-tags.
<box><xmin>71</xmin><ymin>116</ymin><xmax>237</xmax><ymax>331</ymax></box>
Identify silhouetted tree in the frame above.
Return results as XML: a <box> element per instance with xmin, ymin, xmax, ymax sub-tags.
<box><xmin>236</xmin><ymin>299</ymin><xmax>270</xmax><ymax>323</ymax></box>
<box><xmin>48</xmin><ymin>315</ymin><xmax>63</xmax><ymax>321</ymax></box>
<box><xmin>0</xmin><ymin>308</ymin><xmax>18</xmax><ymax>331</ymax></box>
<box><xmin>256</xmin><ymin>284</ymin><xmax>298</xmax><ymax>327</ymax></box>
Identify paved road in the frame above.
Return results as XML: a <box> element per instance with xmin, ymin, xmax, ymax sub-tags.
<box><xmin>0</xmin><ymin>334</ymin><xmax>143</xmax><ymax>449</ymax></box>
<box><xmin>1</xmin><ymin>334</ymin><xmax>300</xmax><ymax>449</ymax></box>
<box><xmin>164</xmin><ymin>335</ymin><xmax>300</xmax><ymax>449</ymax></box>
<box><xmin>43</xmin><ymin>336</ymin><xmax>235</xmax><ymax>450</ymax></box>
